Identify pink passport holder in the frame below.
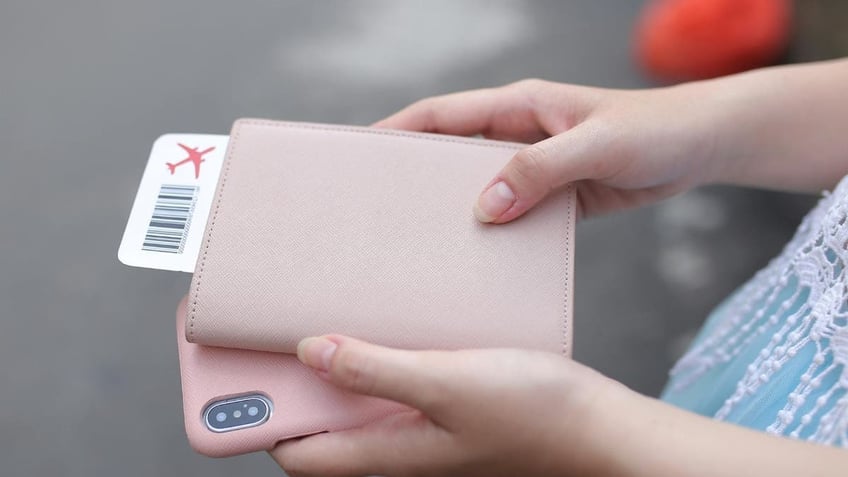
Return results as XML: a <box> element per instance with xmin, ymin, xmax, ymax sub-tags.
<box><xmin>186</xmin><ymin>119</ymin><xmax>575</xmax><ymax>356</ymax></box>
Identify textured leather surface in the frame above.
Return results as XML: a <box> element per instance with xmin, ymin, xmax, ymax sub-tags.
<box><xmin>187</xmin><ymin>119</ymin><xmax>575</xmax><ymax>355</ymax></box>
<box><xmin>176</xmin><ymin>297</ymin><xmax>406</xmax><ymax>457</ymax></box>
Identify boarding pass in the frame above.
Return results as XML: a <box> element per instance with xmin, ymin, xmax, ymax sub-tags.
<box><xmin>118</xmin><ymin>134</ymin><xmax>229</xmax><ymax>272</ymax></box>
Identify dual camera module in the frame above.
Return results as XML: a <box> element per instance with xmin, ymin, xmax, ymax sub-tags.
<box><xmin>203</xmin><ymin>394</ymin><xmax>272</xmax><ymax>432</ymax></box>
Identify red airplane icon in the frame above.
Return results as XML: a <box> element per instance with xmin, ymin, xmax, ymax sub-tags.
<box><xmin>167</xmin><ymin>143</ymin><xmax>216</xmax><ymax>179</ymax></box>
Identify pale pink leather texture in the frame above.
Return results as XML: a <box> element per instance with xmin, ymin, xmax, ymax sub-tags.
<box><xmin>187</xmin><ymin>119</ymin><xmax>575</xmax><ymax>356</ymax></box>
<box><xmin>176</xmin><ymin>297</ymin><xmax>407</xmax><ymax>458</ymax></box>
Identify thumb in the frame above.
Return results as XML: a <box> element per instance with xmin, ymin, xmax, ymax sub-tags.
<box><xmin>297</xmin><ymin>336</ymin><xmax>448</xmax><ymax>414</ymax></box>
<box><xmin>474</xmin><ymin>124</ymin><xmax>606</xmax><ymax>223</ymax></box>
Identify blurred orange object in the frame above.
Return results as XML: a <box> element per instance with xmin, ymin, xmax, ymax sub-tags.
<box><xmin>635</xmin><ymin>0</ymin><xmax>792</xmax><ymax>82</ymax></box>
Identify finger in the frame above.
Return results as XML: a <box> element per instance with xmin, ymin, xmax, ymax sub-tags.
<box><xmin>373</xmin><ymin>89</ymin><xmax>501</xmax><ymax>135</ymax></box>
<box><xmin>473</xmin><ymin>122</ymin><xmax>613</xmax><ymax>224</ymax></box>
<box><xmin>297</xmin><ymin>336</ymin><xmax>451</xmax><ymax>415</ymax></box>
<box><xmin>270</xmin><ymin>411</ymin><xmax>445</xmax><ymax>477</ymax></box>
<box><xmin>372</xmin><ymin>87</ymin><xmax>546</xmax><ymax>142</ymax></box>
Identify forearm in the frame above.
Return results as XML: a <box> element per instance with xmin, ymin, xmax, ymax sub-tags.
<box><xmin>690</xmin><ymin>58</ymin><xmax>848</xmax><ymax>193</ymax></box>
<box><xmin>590</xmin><ymin>390</ymin><xmax>848</xmax><ymax>477</ymax></box>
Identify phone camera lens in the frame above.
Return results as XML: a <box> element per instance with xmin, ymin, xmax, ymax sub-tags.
<box><xmin>204</xmin><ymin>395</ymin><xmax>271</xmax><ymax>432</ymax></box>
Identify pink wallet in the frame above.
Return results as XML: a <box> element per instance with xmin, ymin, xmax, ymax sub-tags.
<box><xmin>186</xmin><ymin>119</ymin><xmax>575</xmax><ymax>356</ymax></box>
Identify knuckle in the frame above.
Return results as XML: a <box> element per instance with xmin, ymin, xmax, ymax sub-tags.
<box><xmin>509</xmin><ymin>77</ymin><xmax>547</xmax><ymax>92</ymax></box>
<box><xmin>409</xmin><ymin>97</ymin><xmax>436</xmax><ymax>112</ymax></box>
<box><xmin>507</xmin><ymin>78</ymin><xmax>551</xmax><ymax>105</ymax></box>
<box><xmin>407</xmin><ymin>98</ymin><xmax>439</xmax><ymax>132</ymax></box>
<box><xmin>510</xmin><ymin>146</ymin><xmax>551</xmax><ymax>191</ymax></box>
<box><xmin>279</xmin><ymin>461</ymin><xmax>308</xmax><ymax>477</ymax></box>
<box><xmin>272</xmin><ymin>449</ymin><xmax>311</xmax><ymax>477</ymax></box>
<box><xmin>333</xmin><ymin>345</ymin><xmax>380</xmax><ymax>395</ymax></box>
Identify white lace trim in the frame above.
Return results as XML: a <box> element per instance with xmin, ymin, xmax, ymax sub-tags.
<box><xmin>669</xmin><ymin>180</ymin><xmax>848</xmax><ymax>447</ymax></box>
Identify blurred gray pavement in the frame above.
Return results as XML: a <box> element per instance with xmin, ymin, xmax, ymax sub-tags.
<box><xmin>0</xmin><ymin>1</ymin><xmax>818</xmax><ymax>475</ymax></box>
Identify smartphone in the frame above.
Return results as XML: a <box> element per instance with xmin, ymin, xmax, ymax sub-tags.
<box><xmin>175</xmin><ymin>296</ymin><xmax>406</xmax><ymax>457</ymax></box>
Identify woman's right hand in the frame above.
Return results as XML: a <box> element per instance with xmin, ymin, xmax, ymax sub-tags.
<box><xmin>375</xmin><ymin>59</ymin><xmax>848</xmax><ymax>223</ymax></box>
<box><xmin>271</xmin><ymin>336</ymin><xmax>848</xmax><ymax>477</ymax></box>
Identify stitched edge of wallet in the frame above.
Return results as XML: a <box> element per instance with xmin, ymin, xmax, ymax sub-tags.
<box><xmin>189</xmin><ymin>118</ymin><xmax>574</xmax><ymax>356</ymax></box>
<box><xmin>561</xmin><ymin>183</ymin><xmax>574</xmax><ymax>357</ymax></box>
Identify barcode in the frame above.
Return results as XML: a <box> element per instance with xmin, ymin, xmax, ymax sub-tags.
<box><xmin>142</xmin><ymin>184</ymin><xmax>199</xmax><ymax>253</ymax></box>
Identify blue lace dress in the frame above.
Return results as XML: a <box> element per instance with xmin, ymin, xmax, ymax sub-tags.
<box><xmin>662</xmin><ymin>178</ymin><xmax>848</xmax><ymax>446</ymax></box>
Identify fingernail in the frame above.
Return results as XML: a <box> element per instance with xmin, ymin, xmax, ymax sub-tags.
<box><xmin>473</xmin><ymin>181</ymin><xmax>515</xmax><ymax>223</ymax></box>
<box><xmin>297</xmin><ymin>337</ymin><xmax>337</xmax><ymax>372</ymax></box>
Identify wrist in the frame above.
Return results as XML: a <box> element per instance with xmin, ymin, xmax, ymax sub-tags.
<box><xmin>691</xmin><ymin>59</ymin><xmax>848</xmax><ymax>192</ymax></box>
<box><xmin>690</xmin><ymin>68</ymin><xmax>781</xmax><ymax>189</ymax></box>
<box><xmin>656</xmin><ymin>78</ymin><xmax>741</xmax><ymax>189</ymax></box>
<box><xmin>551</xmin><ymin>374</ymin><xmax>650</xmax><ymax>477</ymax></box>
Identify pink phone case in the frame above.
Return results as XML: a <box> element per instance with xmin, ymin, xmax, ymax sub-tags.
<box><xmin>175</xmin><ymin>296</ymin><xmax>407</xmax><ymax>457</ymax></box>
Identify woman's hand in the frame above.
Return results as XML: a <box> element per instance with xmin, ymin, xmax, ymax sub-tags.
<box><xmin>270</xmin><ymin>336</ymin><xmax>632</xmax><ymax>477</ymax></box>
<box><xmin>270</xmin><ymin>336</ymin><xmax>848</xmax><ymax>477</ymax></box>
<box><xmin>375</xmin><ymin>79</ymin><xmax>718</xmax><ymax>222</ymax></box>
<box><xmin>375</xmin><ymin>59</ymin><xmax>848</xmax><ymax>223</ymax></box>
